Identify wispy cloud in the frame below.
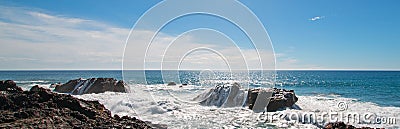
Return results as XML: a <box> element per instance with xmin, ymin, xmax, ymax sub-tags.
<box><xmin>0</xmin><ymin>6</ymin><xmax>130</xmax><ymax>69</ymax></box>
<box><xmin>309</xmin><ymin>16</ymin><xmax>324</xmax><ymax>21</ymax></box>
<box><xmin>275</xmin><ymin>46</ymin><xmax>320</xmax><ymax>70</ymax></box>
<box><xmin>0</xmin><ymin>5</ymin><xmax>276</xmax><ymax>70</ymax></box>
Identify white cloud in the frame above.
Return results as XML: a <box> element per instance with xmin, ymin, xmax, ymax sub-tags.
<box><xmin>0</xmin><ymin>5</ymin><xmax>277</xmax><ymax>70</ymax></box>
<box><xmin>0</xmin><ymin>6</ymin><xmax>129</xmax><ymax>69</ymax></box>
<box><xmin>124</xmin><ymin>29</ymin><xmax>276</xmax><ymax>70</ymax></box>
<box><xmin>309</xmin><ymin>16</ymin><xmax>324</xmax><ymax>21</ymax></box>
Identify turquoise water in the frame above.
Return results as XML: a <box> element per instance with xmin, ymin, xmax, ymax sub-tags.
<box><xmin>1</xmin><ymin>70</ymin><xmax>399</xmax><ymax>107</ymax></box>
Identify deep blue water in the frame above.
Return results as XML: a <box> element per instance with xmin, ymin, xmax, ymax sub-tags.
<box><xmin>0</xmin><ymin>70</ymin><xmax>399</xmax><ymax>107</ymax></box>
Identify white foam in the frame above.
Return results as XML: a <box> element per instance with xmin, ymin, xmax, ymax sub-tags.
<box><xmin>14</xmin><ymin>80</ymin><xmax>49</xmax><ymax>83</ymax></box>
<box><xmin>75</xmin><ymin>84</ymin><xmax>399</xmax><ymax>128</ymax></box>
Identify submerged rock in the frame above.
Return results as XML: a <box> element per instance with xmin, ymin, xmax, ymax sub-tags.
<box><xmin>54</xmin><ymin>78</ymin><xmax>128</xmax><ymax>95</ymax></box>
<box><xmin>0</xmin><ymin>81</ymin><xmax>152</xmax><ymax>128</ymax></box>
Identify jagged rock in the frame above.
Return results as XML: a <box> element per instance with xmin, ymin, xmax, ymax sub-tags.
<box><xmin>54</xmin><ymin>78</ymin><xmax>128</xmax><ymax>95</ymax></box>
<box><xmin>247</xmin><ymin>88</ymin><xmax>298</xmax><ymax>112</ymax></box>
<box><xmin>0</xmin><ymin>81</ymin><xmax>152</xmax><ymax>128</ymax></box>
<box><xmin>194</xmin><ymin>83</ymin><xmax>298</xmax><ymax>112</ymax></box>
<box><xmin>193</xmin><ymin>83</ymin><xmax>246</xmax><ymax>107</ymax></box>
<box><xmin>0</xmin><ymin>80</ymin><xmax>23</xmax><ymax>93</ymax></box>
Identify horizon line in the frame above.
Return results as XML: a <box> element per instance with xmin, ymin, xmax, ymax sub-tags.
<box><xmin>0</xmin><ymin>69</ymin><xmax>400</xmax><ymax>71</ymax></box>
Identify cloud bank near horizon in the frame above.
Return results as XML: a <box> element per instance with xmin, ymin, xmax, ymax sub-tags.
<box><xmin>0</xmin><ymin>5</ymin><xmax>301</xmax><ymax>70</ymax></box>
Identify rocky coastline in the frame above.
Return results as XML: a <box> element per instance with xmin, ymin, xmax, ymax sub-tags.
<box><xmin>1</xmin><ymin>79</ymin><xmax>378</xmax><ymax>128</ymax></box>
<box><xmin>0</xmin><ymin>80</ymin><xmax>152</xmax><ymax>128</ymax></box>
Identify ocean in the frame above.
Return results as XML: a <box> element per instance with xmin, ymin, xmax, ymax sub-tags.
<box><xmin>1</xmin><ymin>70</ymin><xmax>399</xmax><ymax>128</ymax></box>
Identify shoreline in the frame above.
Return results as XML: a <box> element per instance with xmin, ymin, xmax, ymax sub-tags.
<box><xmin>0</xmin><ymin>80</ymin><xmax>157</xmax><ymax>128</ymax></box>
<box><xmin>1</xmin><ymin>75</ymin><xmax>399</xmax><ymax>128</ymax></box>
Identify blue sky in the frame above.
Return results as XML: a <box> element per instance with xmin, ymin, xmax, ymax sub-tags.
<box><xmin>0</xmin><ymin>0</ymin><xmax>399</xmax><ymax>70</ymax></box>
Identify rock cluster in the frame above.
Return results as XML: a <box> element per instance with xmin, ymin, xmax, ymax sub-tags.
<box><xmin>54</xmin><ymin>78</ymin><xmax>128</xmax><ymax>95</ymax></box>
<box><xmin>0</xmin><ymin>80</ymin><xmax>152</xmax><ymax>128</ymax></box>
<box><xmin>247</xmin><ymin>88</ymin><xmax>298</xmax><ymax>112</ymax></box>
<box><xmin>194</xmin><ymin>83</ymin><xmax>298</xmax><ymax>112</ymax></box>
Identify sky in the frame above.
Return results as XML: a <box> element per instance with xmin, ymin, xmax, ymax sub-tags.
<box><xmin>0</xmin><ymin>0</ymin><xmax>399</xmax><ymax>70</ymax></box>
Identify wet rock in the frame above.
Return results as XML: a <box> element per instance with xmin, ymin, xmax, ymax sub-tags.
<box><xmin>0</xmin><ymin>80</ymin><xmax>23</xmax><ymax>93</ymax></box>
<box><xmin>246</xmin><ymin>88</ymin><xmax>298</xmax><ymax>112</ymax></box>
<box><xmin>195</xmin><ymin>83</ymin><xmax>299</xmax><ymax>112</ymax></box>
<box><xmin>0</xmin><ymin>80</ymin><xmax>153</xmax><ymax>128</ymax></box>
<box><xmin>54</xmin><ymin>78</ymin><xmax>128</xmax><ymax>95</ymax></box>
<box><xmin>194</xmin><ymin>83</ymin><xmax>246</xmax><ymax>107</ymax></box>
<box><xmin>167</xmin><ymin>82</ymin><xmax>176</xmax><ymax>86</ymax></box>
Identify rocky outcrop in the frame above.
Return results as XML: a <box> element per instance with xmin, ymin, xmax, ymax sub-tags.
<box><xmin>0</xmin><ymin>80</ymin><xmax>22</xmax><ymax>93</ymax></box>
<box><xmin>247</xmin><ymin>88</ymin><xmax>298</xmax><ymax>112</ymax></box>
<box><xmin>193</xmin><ymin>83</ymin><xmax>246</xmax><ymax>107</ymax></box>
<box><xmin>194</xmin><ymin>83</ymin><xmax>298</xmax><ymax>112</ymax></box>
<box><xmin>0</xmin><ymin>81</ymin><xmax>152</xmax><ymax>128</ymax></box>
<box><xmin>54</xmin><ymin>78</ymin><xmax>128</xmax><ymax>95</ymax></box>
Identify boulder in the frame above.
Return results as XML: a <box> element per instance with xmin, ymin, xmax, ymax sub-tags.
<box><xmin>0</xmin><ymin>80</ymin><xmax>23</xmax><ymax>93</ymax></box>
<box><xmin>0</xmin><ymin>80</ymin><xmax>152</xmax><ymax>128</ymax></box>
<box><xmin>167</xmin><ymin>82</ymin><xmax>176</xmax><ymax>86</ymax></box>
<box><xmin>193</xmin><ymin>83</ymin><xmax>246</xmax><ymax>107</ymax></box>
<box><xmin>246</xmin><ymin>88</ymin><xmax>298</xmax><ymax>112</ymax></box>
<box><xmin>193</xmin><ymin>83</ymin><xmax>298</xmax><ymax>112</ymax></box>
<box><xmin>54</xmin><ymin>78</ymin><xmax>128</xmax><ymax>95</ymax></box>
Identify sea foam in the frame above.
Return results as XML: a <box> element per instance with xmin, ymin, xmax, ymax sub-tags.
<box><xmin>75</xmin><ymin>84</ymin><xmax>400</xmax><ymax>128</ymax></box>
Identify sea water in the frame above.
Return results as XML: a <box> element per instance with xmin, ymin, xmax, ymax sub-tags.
<box><xmin>1</xmin><ymin>70</ymin><xmax>399</xmax><ymax>128</ymax></box>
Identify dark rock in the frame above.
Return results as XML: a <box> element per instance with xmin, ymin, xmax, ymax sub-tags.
<box><xmin>54</xmin><ymin>78</ymin><xmax>128</xmax><ymax>95</ymax></box>
<box><xmin>0</xmin><ymin>80</ymin><xmax>153</xmax><ymax>128</ymax></box>
<box><xmin>246</xmin><ymin>88</ymin><xmax>298</xmax><ymax>112</ymax></box>
<box><xmin>0</xmin><ymin>80</ymin><xmax>23</xmax><ymax>93</ymax></box>
<box><xmin>324</xmin><ymin>122</ymin><xmax>376</xmax><ymax>129</ymax></box>
<box><xmin>167</xmin><ymin>82</ymin><xmax>176</xmax><ymax>86</ymax></box>
<box><xmin>196</xmin><ymin>83</ymin><xmax>299</xmax><ymax>112</ymax></box>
